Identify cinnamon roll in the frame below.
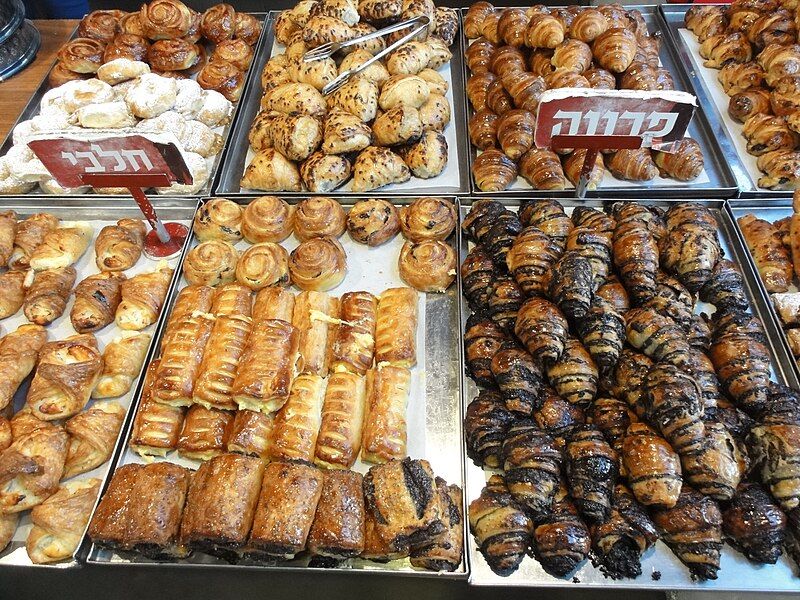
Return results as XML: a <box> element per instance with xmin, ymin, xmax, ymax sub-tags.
<box><xmin>211</xmin><ymin>39</ymin><xmax>254</xmax><ymax>71</ymax></box>
<box><xmin>201</xmin><ymin>3</ymin><xmax>236</xmax><ymax>44</ymax></box>
<box><xmin>398</xmin><ymin>240</ymin><xmax>456</xmax><ymax>293</ymax></box>
<box><xmin>57</xmin><ymin>38</ymin><xmax>106</xmax><ymax>74</ymax></box>
<box><xmin>194</xmin><ymin>198</ymin><xmax>243</xmax><ymax>243</ymax></box>
<box><xmin>183</xmin><ymin>240</ymin><xmax>239</xmax><ymax>287</ymax></box>
<box><xmin>347</xmin><ymin>199</ymin><xmax>400</xmax><ymax>246</ymax></box>
<box><xmin>234</xmin><ymin>13</ymin><xmax>262</xmax><ymax>45</ymax></box>
<box><xmin>197</xmin><ymin>60</ymin><xmax>245</xmax><ymax>102</ymax></box>
<box><xmin>147</xmin><ymin>38</ymin><xmax>199</xmax><ymax>71</ymax></box>
<box><xmin>48</xmin><ymin>62</ymin><xmax>90</xmax><ymax>87</ymax></box>
<box><xmin>119</xmin><ymin>12</ymin><xmax>146</xmax><ymax>36</ymax></box>
<box><xmin>293</xmin><ymin>197</ymin><xmax>347</xmax><ymax>241</ymax></box>
<box><xmin>78</xmin><ymin>10</ymin><xmax>122</xmax><ymax>43</ymax></box>
<box><xmin>242</xmin><ymin>196</ymin><xmax>294</xmax><ymax>244</ymax></box>
<box><xmin>236</xmin><ymin>242</ymin><xmax>290</xmax><ymax>290</ymax></box>
<box><xmin>140</xmin><ymin>0</ymin><xmax>193</xmax><ymax>40</ymax></box>
<box><xmin>289</xmin><ymin>237</ymin><xmax>347</xmax><ymax>292</ymax></box>
<box><xmin>399</xmin><ymin>197</ymin><xmax>457</xmax><ymax>242</ymax></box>
<box><xmin>103</xmin><ymin>33</ymin><xmax>150</xmax><ymax>63</ymax></box>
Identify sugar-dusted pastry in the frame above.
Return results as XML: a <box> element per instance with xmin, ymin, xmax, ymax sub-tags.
<box><xmin>193</xmin><ymin>314</ymin><xmax>252</xmax><ymax>410</ymax></box>
<box><xmin>291</xmin><ymin>291</ymin><xmax>339</xmax><ymax>376</ymax></box>
<box><xmin>24</xmin><ymin>266</ymin><xmax>77</xmax><ymax>326</ymax></box>
<box><xmin>26</xmin><ymin>478</ymin><xmax>101</xmax><ymax>564</ymax></box>
<box><xmin>0</xmin><ymin>270</ymin><xmax>27</xmax><ymax>319</ymax></box>
<box><xmin>347</xmin><ymin>199</ymin><xmax>400</xmax><ymax>246</ymax></box>
<box><xmin>183</xmin><ymin>240</ymin><xmax>238</xmax><ymax>287</ymax></box>
<box><xmin>293</xmin><ymin>197</ymin><xmax>347</xmax><ymax>242</ymax></box>
<box><xmin>235</xmin><ymin>242</ymin><xmax>290</xmax><ymax>291</ymax></box>
<box><xmin>375</xmin><ymin>287</ymin><xmax>418</xmax><ymax>368</ymax></box>
<box><xmin>0</xmin><ymin>420</ymin><xmax>68</xmax><ymax>513</ymax></box>
<box><xmin>361</xmin><ymin>364</ymin><xmax>410</xmax><ymax>464</ymax></box>
<box><xmin>0</xmin><ymin>324</ymin><xmax>47</xmax><ymax>411</ymax></box>
<box><xmin>194</xmin><ymin>198</ymin><xmax>243</xmax><ymax>243</ymax></box>
<box><xmin>116</xmin><ymin>262</ymin><xmax>174</xmax><ymax>331</ymax></box>
<box><xmin>227</xmin><ymin>409</ymin><xmax>274</xmax><ymax>458</ymax></box>
<box><xmin>179</xmin><ymin>453</ymin><xmax>265</xmax><ymax>554</ymax></box>
<box><xmin>71</xmin><ymin>271</ymin><xmax>126</xmax><ymax>333</ymax></box>
<box><xmin>307</xmin><ymin>469</ymin><xmax>365</xmax><ymax>559</ymax></box>
<box><xmin>154</xmin><ymin>312</ymin><xmax>214</xmax><ymax>407</ymax></box>
<box><xmin>350</xmin><ymin>146</ymin><xmax>411</xmax><ymax>192</ymax></box>
<box><xmin>63</xmin><ymin>402</ymin><xmax>125</xmax><ymax>479</ymax></box>
<box><xmin>289</xmin><ymin>237</ymin><xmax>347</xmax><ymax>292</ymax></box>
<box><xmin>330</xmin><ymin>291</ymin><xmax>377</xmax><ymax>376</ymax></box>
<box><xmin>176</xmin><ymin>405</ymin><xmax>234</xmax><ymax>461</ymax></box>
<box><xmin>95</xmin><ymin>219</ymin><xmax>146</xmax><ymax>272</ymax></box>
<box><xmin>160</xmin><ymin>285</ymin><xmax>214</xmax><ymax>351</ymax></box>
<box><xmin>399</xmin><ymin>197</ymin><xmax>456</xmax><ymax>243</ymax></box>
<box><xmin>270</xmin><ymin>374</ymin><xmax>325</xmax><ymax>462</ymax></box>
<box><xmin>314</xmin><ymin>371</ymin><xmax>366</xmax><ymax>469</ymax></box>
<box><xmin>249</xmin><ymin>461</ymin><xmax>324</xmax><ymax>559</ymax></box>
<box><xmin>232</xmin><ymin>318</ymin><xmax>300</xmax><ymax>413</ymax></box>
<box><xmin>129</xmin><ymin>360</ymin><xmax>185</xmax><ymax>457</ymax></box>
<box><xmin>241</xmin><ymin>196</ymin><xmax>294</xmax><ymax>244</ymax></box>
<box><xmin>399</xmin><ymin>240</ymin><xmax>456</xmax><ymax>293</ymax></box>
<box><xmin>92</xmin><ymin>331</ymin><xmax>151</xmax><ymax>399</ymax></box>
<box><xmin>28</xmin><ymin>223</ymin><xmax>93</xmax><ymax>272</ymax></box>
<box><xmin>9</xmin><ymin>213</ymin><xmax>59</xmax><ymax>271</ymax></box>
<box><xmin>252</xmin><ymin>287</ymin><xmax>295</xmax><ymax>323</ymax></box>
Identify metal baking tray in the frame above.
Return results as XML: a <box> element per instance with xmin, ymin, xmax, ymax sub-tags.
<box><xmin>726</xmin><ymin>198</ymin><xmax>800</xmax><ymax>386</ymax></box>
<box><xmin>0</xmin><ymin>197</ymin><xmax>194</xmax><ymax>568</ymax></box>
<box><xmin>86</xmin><ymin>195</ymin><xmax>468</xmax><ymax>578</ymax></box>
<box><xmin>659</xmin><ymin>4</ymin><xmax>783</xmax><ymax>198</ymax></box>
<box><xmin>460</xmin><ymin>6</ymin><xmax>738</xmax><ymax>199</ymax></box>
<box><xmin>459</xmin><ymin>198</ymin><xmax>799</xmax><ymax>590</ymax></box>
<box><xmin>213</xmin><ymin>12</ymin><xmax>471</xmax><ymax>196</ymax></box>
<box><xmin>0</xmin><ymin>14</ymin><xmax>270</xmax><ymax>198</ymax></box>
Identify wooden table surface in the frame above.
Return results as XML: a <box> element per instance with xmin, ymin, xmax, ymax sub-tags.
<box><xmin>0</xmin><ymin>20</ymin><xmax>77</xmax><ymax>140</ymax></box>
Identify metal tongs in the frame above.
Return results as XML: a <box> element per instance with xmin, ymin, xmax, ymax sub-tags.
<box><xmin>303</xmin><ymin>15</ymin><xmax>431</xmax><ymax>96</ymax></box>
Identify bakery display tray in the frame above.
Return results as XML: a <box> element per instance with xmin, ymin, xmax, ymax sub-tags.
<box><xmin>0</xmin><ymin>14</ymin><xmax>269</xmax><ymax>198</ymax></box>
<box><xmin>86</xmin><ymin>195</ymin><xmax>467</xmax><ymax>578</ymax></box>
<box><xmin>459</xmin><ymin>198</ymin><xmax>799</xmax><ymax>590</ymax></box>
<box><xmin>213</xmin><ymin>12</ymin><xmax>471</xmax><ymax>196</ymax></box>
<box><xmin>659</xmin><ymin>4</ymin><xmax>782</xmax><ymax>198</ymax></box>
<box><xmin>0</xmin><ymin>196</ymin><xmax>195</xmax><ymax>568</ymax></box>
<box><xmin>460</xmin><ymin>6</ymin><xmax>738</xmax><ymax>199</ymax></box>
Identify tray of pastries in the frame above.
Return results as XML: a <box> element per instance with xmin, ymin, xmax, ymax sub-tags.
<box><xmin>214</xmin><ymin>1</ymin><xmax>470</xmax><ymax>195</ymax></box>
<box><xmin>459</xmin><ymin>198</ymin><xmax>800</xmax><ymax>590</ymax></box>
<box><xmin>0</xmin><ymin>197</ymin><xmax>192</xmax><ymax>567</ymax></box>
<box><xmin>85</xmin><ymin>195</ymin><xmax>466</xmax><ymax>575</ymax></box>
<box><xmin>460</xmin><ymin>4</ymin><xmax>737</xmax><ymax>197</ymax></box>
<box><xmin>661</xmin><ymin>2</ymin><xmax>800</xmax><ymax>195</ymax></box>
<box><xmin>0</xmin><ymin>1</ymin><xmax>267</xmax><ymax>197</ymax></box>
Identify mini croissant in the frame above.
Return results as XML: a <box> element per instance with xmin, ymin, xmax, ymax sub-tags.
<box><xmin>525</xmin><ymin>13</ymin><xmax>565</xmax><ymax>49</ymax></box>
<box><xmin>606</xmin><ymin>149</ymin><xmax>658</xmax><ymax>181</ymax></box>
<box><xmin>592</xmin><ymin>27</ymin><xmax>638</xmax><ymax>73</ymax></box>
<box><xmin>473</xmin><ymin>149</ymin><xmax>518</xmax><ymax>192</ymax></box>
<box><xmin>519</xmin><ymin>149</ymin><xmax>567</xmax><ymax>190</ymax></box>
<box><xmin>496</xmin><ymin>109</ymin><xmax>535</xmax><ymax>161</ymax></box>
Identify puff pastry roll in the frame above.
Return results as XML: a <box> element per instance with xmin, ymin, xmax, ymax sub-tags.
<box><xmin>26</xmin><ymin>478</ymin><xmax>101</xmax><ymax>564</ymax></box>
<box><xmin>0</xmin><ymin>421</ymin><xmax>68</xmax><ymax>513</ymax></box>
<box><xmin>0</xmin><ymin>210</ymin><xmax>16</xmax><ymax>269</ymax></box>
<box><xmin>0</xmin><ymin>270</ymin><xmax>26</xmax><ymax>319</ymax></box>
<box><xmin>330</xmin><ymin>291</ymin><xmax>377</xmax><ymax>376</ymax></box>
<box><xmin>177</xmin><ymin>405</ymin><xmax>235</xmax><ymax>461</ymax></box>
<box><xmin>363</xmin><ymin>458</ymin><xmax>444</xmax><ymax>552</ymax></box>
<box><xmin>271</xmin><ymin>374</ymin><xmax>325</xmax><ymax>462</ymax></box>
<box><xmin>232</xmin><ymin>319</ymin><xmax>301</xmax><ymax>413</ymax></box>
<box><xmin>361</xmin><ymin>365</ymin><xmax>410</xmax><ymax>464</ymax></box>
<box><xmin>153</xmin><ymin>313</ymin><xmax>214</xmax><ymax>407</ymax></box>
<box><xmin>193</xmin><ymin>314</ymin><xmax>252</xmax><ymax>410</ymax></box>
<box><xmin>410</xmin><ymin>478</ymin><xmax>463</xmax><ymax>571</ymax></box>
<box><xmin>71</xmin><ymin>271</ymin><xmax>127</xmax><ymax>333</ymax></box>
<box><xmin>92</xmin><ymin>331</ymin><xmax>151</xmax><ymax>399</ymax></box>
<box><xmin>160</xmin><ymin>284</ymin><xmax>215</xmax><ymax>351</ymax></box>
<box><xmin>0</xmin><ymin>324</ymin><xmax>47</xmax><ymax>411</ymax></box>
<box><xmin>115</xmin><ymin>261</ymin><xmax>174</xmax><ymax>331</ymax></box>
<box><xmin>307</xmin><ymin>469</ymin><xmax>365</xmax><ymax>560</ymax></box>
<box><xmin>179</xmin><ymin>454</ymin><xmax>265</xmax><ymax>558</ymax></box>
<box><xmin>24</xmin><ymin>266</ymin><xmax>77</xmax><ymax>326</ymax></box>
<box><xmin>26</xmin><ymin>334</ymin><xmax>103</xmax><ymax>421</ymax></box>
<box><xmin>130</xmin><ymin>363</ymin><xmax>186</xmax><ymax>458</ymax></box>
<box><xmin>375</xmin><ymin>287</ymin><xmax>419</xmax><ymax>368</ymax></box>
<box><xmin>226</xmin><ymin>409</ymin><xmax>274</xmax><ymax>458</ymax></box>
<box><xmin>248</xmin><ymin>461</ymin><xmax>324</xmax><ymax>559</ymax></box>
<box><xmin>314</xmin><ymin>371</ymin><xmax>366</xmax><ymax>469</ymax></box>
<box><xmin>63</xmin><ymin>401</ymin><xmax>125</xmax><ymax>479</ymax></box>
<box><xmin>9</xmin><ymin>213</ymin><xmax>59</xmax><ymax>271</ymax></box>
<box><xmin>28</xmin><ymin>222</ymin><xmax>93</xmax><ymax>272</ymax></box>
<box><xmin>292</xmin><ymin>291</ymin><xmax>339</xmax><ymax>377</ymax></box>
<box><xmin>88</xmin><ymin>463</ymin><xmax>142</xmax><ymax>550</ymax></box>
<box><xmin>211</xmin><ymin>282</ymin><xmax>252</xmax><ymax>317</ymax></box>
<box><xmin>252</xmin><ymin>286</ymin><xmax>295</xmax><ymax>323</ymax></box>
<box><xmin>95</xmin><ymin>219</ymin><xmax>146</xmax><ymax>272</ymax></box>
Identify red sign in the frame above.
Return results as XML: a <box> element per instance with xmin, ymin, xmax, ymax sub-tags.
<box><xmin>27</xmin><ymin>135</ymin><xmax>191</xmax><ymax>189</ymax></box>
<box><xmin>534</xmin><ymin>89</ymin><xmax>697</xmax><ymax>151</ymax></box>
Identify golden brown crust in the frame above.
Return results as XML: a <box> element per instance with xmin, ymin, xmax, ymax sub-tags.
<box><xmin>347</xmin><ymin>199</ymin><xmax>400</xmax><ymax>246</ymax></box>
<box><xmin>93</xmin><ymin>331</ymin><xmax>151</xmax><ymax>399</ymax></box>
<box><xmin>592</xmin><ymin>27</ymin><xmax>637</xmax><ymax>73</ymax></box>
<box><xmin>288</xmin><ymin>237</ymin><xmax>347</xmax><ymax>292</ymax></box>
<box><xmin>29</xmin><ymin>223</ymin><xmax>92</xmax><ymax>272</ymax></box>
<box><xmin>398</xmin><ymin>240</ymin><xmax>456</xmax><ymax>293</ymax></box>
<box><xmin>176</xmin><ymin>405</ymin><xmax>234</xmax><ymax>460</ymax></box>
<box><xmin>160</xmin><ymin>285</ymin><xmax>214</xmax><ymax>351</ymax></box>
<box><xmin>472</xmin><ymin>149</ymin><xmax>518</xmax><ymax>192</ymax></box>
<box><xmin>193</xmin><ymin>314</ymin><xmax>252</xmax><ymax>410</ymax></box>
<box><xmin>314</xmin><ymin>371</ymin><xmax>366</xmax><ymax>469</ymax></box>
<box><xmin>116</xmin><ymin>263</ymin><xmax>174</xmax><ymax>331</ymax></box>
<box><xmin>234</xmin><ymin>12</ymin><xmax>262</xmax><ymax>45</ymax></box>
<box><xmin>306</xmin><ymin>469</ymin><xmax>365</xmax><ymax>558</ymax></box>
<box><xmin>0</xmin><ymin>210</ymin><xmax>16</xmax><ymax>268</ymax></box>
<box><xmin>78</xmin><ymin>10</ymin><xmax>122</xmax><ymax>43</ymax></box>
<box><xmin>0</xmin><ymin>270</ymin><xmax>27</xmax><ymax>319</ymax></box>
<box><xmin>242</xmin><ymin>196</ymin><xmax>294</xmax><ymax>244</ymax></box>
<box><xmin>57</xmin><ymin>38</ymin><xmax>105</xmax><ymax>74</ymax></box>
<box><xmin>361</xmin><ymin>365</ymin><xmax>410</xmax><ymax>464</ymax></box>
<box><xmin>71</xmin><ymin>272</ymin><xmax>126</xmax><ymax>333</ymax></box>
<box><xmin>210</xmin><ymin>282</ymin><xmax>252</xmax><ymax>317</ymax></box>
<box><xmin>212</xmin><ymin>39</ymin><xmax>254</xmax><ymax>71</ymax></box>
<box><xmin>292</xmin><ymin>291</ymin><xmax>339</xmax><ymax>376</ymax></box>
<box><xmin>330</xmin><ymin>291</ymin><xmax>377</xmax><ymax>376</ymax></box>
<box><xmin>10</xmin><ymin>213</ymin><xmax>59</xmax><ymax>271</ymax></box>
<box><xmin>95</xmin><ymin>219</ymin><xmax>145</xmax><ymax>272</ymax></box>
<box><xmin>252</xmin><ymin>286</ymin><xmax>295</xmax><ymax>323</ymax></box>
<box><xmin>738</xmin><ymin>213</ymin><xmax>793</xmax><ymax>292</ymax></box>
<box><xmin>197</xmin><ymin>60</ymin><xmax>244</xmax><ymax>103</ymax></box>
<box><xmin>271</xmin><ymin>374</ymin><xmax>325</xmax><ymax>462</ymax></box>
<box><xmin>155</xmin><ymin>312</ymin><xmax>214</xmax><ymax>407</ymax></box>
<box><xmin>194</xmin><ymin>198</ymin><xmax>243</xmax><ymax>244</ymax></box>
<box><xmin>375</xmin><ymin>287</ymin><xmax>418</xmax><ymax>367</ymax></box>
<box><xmin>0</xmin><ymin>325</ymin><xmax>47</xmax><ymax>411</ymax></box>
<box><xmin>140</xmin><ymin>0</ymin><xmax>192</xmax><ymax>39</ymax></box>
<box><xmin>63</xmin><ymin>403</ymin><xmax>125</xmax><ymax>479</ymax></box>
<box><xmin>130</xmin><ymin>389</ymin><xmax>185</xmax><ymax>458</ymax></box>
<box><xmin>183</xmin><ymin>240</ymin><xmax>239</xmax><ymax>288</ymax></box>
<box><xmin>519</xmin><ymin>148</ymin><xmax>567</xmax><ymax>190</ymax></box>
<box><xmin>293</xmin><ymin>197</ymin><xmax>347</xmax><ymax>242</ymax></box>
<box><xmin>235</xmin><ymin>242</ymin><xmax>289</xmax><ymax>291</ymax></box>
<box><xmin>24</xmin><ymin>266</ymin><xmax>77</xmax><ymax>326</ymax></box>
<box><xmin>200</xmin><ymin>3</ymin><xmax>236</xmax><ymax>43</ymax></box>
<box><xmin>226</xmin><ymin>409</ymin><xmax>273</xmax><ymax>458</ymax></box>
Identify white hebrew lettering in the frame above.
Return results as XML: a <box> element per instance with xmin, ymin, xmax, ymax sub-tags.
<box><xmin>619</xmin><ymin>111</ymin><xmax>646</xmax><ymax>136</ymax></box>
<box><xmin>551</xmin><ymin>110</ymin><xmax>583</xmax><ymax>136</ymax></box>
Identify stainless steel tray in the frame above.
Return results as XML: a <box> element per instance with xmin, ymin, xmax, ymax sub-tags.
<box><xmin>659</xmin><ymin>4</ymin><xmax>781</xmax><ymax>198</ymax></box>
<box><xmin>460</xmin><ymin>198</ymin><xmax>799</xmax><ymax>590</ymax></box>
<box><xmin>86</xmin><ymin>195</ymin><xmax>468</xmax><ymax>578</ymax></box>
<box><xmin>213</xmin><ymin>12</ymin><xmax>471</xmax><ymax>196</ymax></box>
<box><xmin>460</xmin><ymin>6</ymin><xmax>738</xmax><ymax>199</ymax></box>
<box><xmin>0</xmin><ymin>197</ymin><xmax>194</xmax><ymax>568</ymax></box>
<box><xmin>0</xmin><ymin>14</ymin><xmax>270</xmax><ymax>198</ymax></box>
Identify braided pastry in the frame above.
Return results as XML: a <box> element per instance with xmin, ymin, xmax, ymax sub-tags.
<box><xmin>473</xmin><ymin>149</ymin><xmax>518</xmax><ymax>192</ymax></box>
<box><xmin>728</xmin><ymin>88</ymin><xmax>772</xmax><ymax>122</ymax></box>
<box><xmin>502</xmin><ymin>71</ymin><xmax>546</xmax><ymax>112</ymax></box>
<box><xmin>469</xmin><ymin>108</ymin><xmax>499</xmax><ymax>150</ymax></box>
<box><xmin>584</xmin><ymin>67</ymin><xmax>616</xmax><ymax>89</ymax></box>
<box><xmin>718</xmin><ymin>61</ymin><xmax>765</xmax><ymax>95</ymax></box>
<box><xmin>743</xmin><ymin>113</ymin><xmax>798</xmax><ymax>154</ymax></box>
<box><xmin>496</xmin><ymin>109</ymin><xmax>535</xmax><ymax>161</ymax></box>
<box><xmin>699</xmin><ymin>33</ymin><xmax>752</xmax><ymax>69</ymax></box>
<box><xmin>593</xmin><ymin>27</ymin><xmax>638</xmax><ymax>73</ymax></box>
<box><xmin>525</xmin><ymin>12</ymin><xmax>565</xmax><ymax>49</ymax></box>
<box><xmin>498</xmin><ymin>8</ymin><xmax>529</xmax><ymax>47</ymax></box>
<box><xmin>685</xmin><ymin>5</ymin><xmax>727</xmax><ymax>42</ymax></box>
<box><xmin>564</xmin><ymin>150</ymin><xmax>605</xmax><ymax>191</ymax></box>
<box><xmin>467</xmin><ymin>73</ymin><xmax>495</xmax><ymax>111</ymax></box>
<box><xmin>605</xmin><ymin>149</ymin><xmax>658</xmax><ymax>181</ymax></box>
<box><xmin>465</xmin><ymin>1</ymin><xmax>496</xmax><ymax>39</ymax></box>
<box><xmin>552</xmin><ymin>39</ymin><xmax>592</xmax><ymax>72</ymax></box>
<box><xmin>569</xmin><ymin>8</ymin><xmax>608</xmax><ymax>43</ymax></box>
<box><xmin>466</xmin><ymin>38</ymin><xmax>496</xmax><ymax>74</ymax></box>
<box><xmin>652</xmin><ymin>139</ymin><xmax>705</xmax><ymax>182</ymax></box>
<box><xmin>288</xmin><ymin>236</ymin><xmax>347</xmax><ymax>291</ymax></box>
<box><xmin>398</xmin><ymin>240</ymin><xmax>456</xmax><ymax>292</ymax></box>
<box><xmin>518</xmin><ymin>149</ymin><xmax>566</xmax><ymax>190</ymax></box>
<box><xmin>486</xmin><ymin>77</ymin><xmax>514</xmax><ymax>115</ymax></box>
<box><xmin>140</xmin><ymin>0</ymin><xmax>192</xmax><ymax>40</ymax></box>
